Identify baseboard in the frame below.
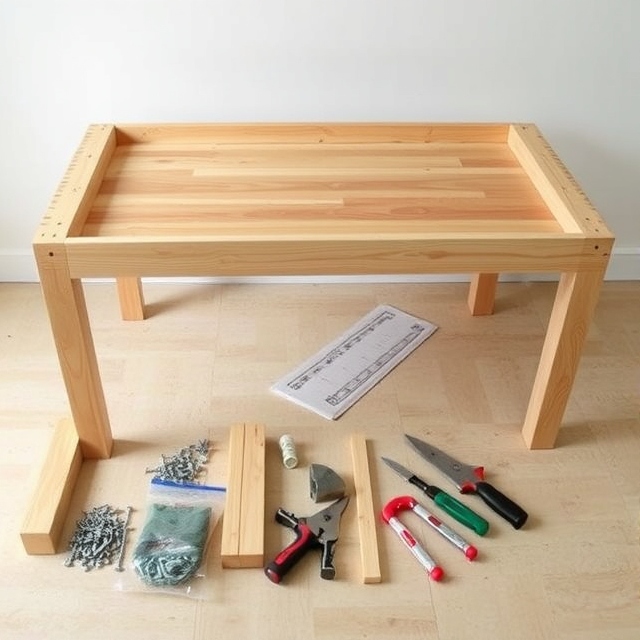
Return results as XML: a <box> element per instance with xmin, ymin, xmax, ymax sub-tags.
<box><xmin>1</xmin><ymin>247</ymin><xmax>638</xmax><ymax>283</ymax></box>
<box><xmin>0</xmin><ymin>251</ymin><xmax>39</xmax><ymax>282</ymax></box>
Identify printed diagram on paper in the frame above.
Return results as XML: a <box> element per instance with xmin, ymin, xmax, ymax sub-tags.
<box><xmin>271</xmin><ymin>304</ymin><xmax>438</xmax><ymax>419</ymax></box>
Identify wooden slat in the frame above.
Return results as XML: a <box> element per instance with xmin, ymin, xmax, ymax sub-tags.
<box><xmin>508</xmin><ymin>124</ymin><xmax>615</xmax><ymax>240</ymax></box>
<box><xmin>33</xmin><ymin>124</ymin><xmax>116</xmax><ymax>242</ymax></box>
<box><xmin>220</xmin><ymin>423</ymin><xmax>245</xmax><ymax>566</ymax></box>
<box><xmin>350</xmin><ymin>433</ymin><xmax>381</xmax><ymax>584</ymax></box>
<box><xmin>221</xmin><ymin>423</ymin><xmax>265</xmax><ymax>568</ymax></box>
<box><xmin>115</xmin><ymin>123</ymin><xmax>510</xmax><ymax>145</ymax></box>
<box><xmin>81</xmin><ymin>218</ymin><xmax>563</xmax><ymax>239</ymax></box>
<box><xmin>238</xmin><ymin>423</ymin><xmax>265</xmax><ymax>568</ymax></box>
<box><xmin>21</xmin><ymin>418</ymin><xmax>82</xmax><ymax>555</ymax></box>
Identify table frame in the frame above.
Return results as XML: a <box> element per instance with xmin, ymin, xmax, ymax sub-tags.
<box><xmin>23</xmin><ymin>123</ymin><xmax>613</xmax><ymax>554</ymax></box>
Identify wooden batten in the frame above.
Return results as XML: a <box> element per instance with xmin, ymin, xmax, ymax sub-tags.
<box><xmin>21</xmin><ymin>418</ymin><xmax>83</xmax><ymax>555</ymax></box>
<box><xmin>221</xmin><ymin>423</ymin><xmax>265</xmax><ymax>568</ymax></box>
<box><xmin>350</xmin><ymin>433</ymin><xmax>382</xmax><ymax>584</ymax></box>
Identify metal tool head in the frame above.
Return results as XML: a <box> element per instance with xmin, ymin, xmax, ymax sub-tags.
<box><xmin>310</xmin><ymin>463</ymin><xmax>346</xmax><ymax>502</ymax></box>
<box><xmin>305</xmin><ymin>496</ymin><xmax>349</xmax><ymax>541</ymax></box>
<box><xmin>405</xmin><ymin>434</ymin><xmax>484</xmax><ymax>491</ymax></box>
<box><xmin>381</xmin><ymin>456</ymin><xmax>414</xmax><ymax>482</ymax></box>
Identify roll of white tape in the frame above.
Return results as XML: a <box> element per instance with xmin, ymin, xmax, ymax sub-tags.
<box><xmin>278</xmin><ymin>434</ymin><xmax>298</xmax><ymax>469</ymax></box>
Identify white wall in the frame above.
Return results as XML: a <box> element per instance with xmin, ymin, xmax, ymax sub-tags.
<box><xmin>1</xmin><ymin>0</ymin><xmax>638</xmax><ymax>281</ymax></box>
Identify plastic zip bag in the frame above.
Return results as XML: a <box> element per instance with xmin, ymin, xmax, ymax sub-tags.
<box><xmin>128</xmin><ymin>478</ymin><xmax>225</xmax><ymax>596</ymax></box>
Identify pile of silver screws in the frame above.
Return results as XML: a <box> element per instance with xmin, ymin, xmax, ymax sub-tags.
<box><xmin>134</xmin><ymin>552</ymin><xmax>199</xmax><ymax>587</ymax></box>
<box><xmin>145</xmin><ymin>439</ymin><xmax>210</xmax><ymax>483</ymax></box>
<box><xmin>65</xmin><ymin>505</ymin><xmax>126</xmax><ymax>571</ymax></box>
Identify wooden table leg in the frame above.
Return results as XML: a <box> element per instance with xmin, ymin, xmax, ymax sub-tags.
<box><xmin>35</xmin><ymin>250</ymin><xmax>113</xmax><ymax>459</ymax></box>
<box><xmin>468</xmin><ymin>273</ymin><xmax>498</xmax><ymax>316</ymax></box>
<box><xmin>522</xmin><ymin>270</ymin><xmax>605</xmax><ymax>449</ymax></box>
<box><xmin>116</xmin><ymin>277</ymin><xmax>145</xmax><ymax>320</ymax></box>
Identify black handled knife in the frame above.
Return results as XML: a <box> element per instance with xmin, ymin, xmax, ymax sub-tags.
<box><xmin>405</xmin><ymin>434</ymin><xmax>528</xmax><ymax>529</ymax></box>
<box><xmin>381</xmin><ymin>457</ymin><xmax>489</xmax><ymax>535</ymax></box>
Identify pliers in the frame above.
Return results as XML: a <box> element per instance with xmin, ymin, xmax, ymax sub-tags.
<box><xmin>265</xmin><ymin>496</ymin><xmax>349</xmax><ymax>584</ymax></box>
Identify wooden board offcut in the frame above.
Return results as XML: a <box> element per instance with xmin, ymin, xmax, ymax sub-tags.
<box><xmin>350</xmin><ymin>432</ymin><xmax>382</xmax><ymax>584</ymax></box>
<box><xmin>20</xmin><ymin>417</ymin><xmax>82</xmax><ymax>554</ymax></box>
<box><xmin>220</xmin><ymin>422</ymin><xmax>266</xmax><ymax>568</ymax></box>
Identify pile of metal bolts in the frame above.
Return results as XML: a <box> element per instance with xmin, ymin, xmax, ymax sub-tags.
<box><xmin>65</xmin><ymin>439</ymin><xmax>210</xmax><ymax>573</ymax></box>
<box><xmin>146</xmin><ymin>439</ymin><xmax>210</xmax><ymax>483</ymax></box>
<box><xmin>65</xmin><ymin>505</ymin><xmax>126</xmax><ymax>571</ymax></box>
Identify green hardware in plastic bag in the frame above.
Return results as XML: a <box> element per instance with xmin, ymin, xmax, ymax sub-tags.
<box><xmin>132</xmin><ymin>479</ymin><xmax>225</xmax><ymax>588</ymax></box>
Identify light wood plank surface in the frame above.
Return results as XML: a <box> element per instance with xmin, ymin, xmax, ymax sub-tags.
<box><xmin>2</xmin><ymin>281</ymin><xmax>639</xmax><ymax>639</ymax></box>
<box><xmin>83</xmin><ymin>138</ymin><xmax>559</xmax><ymax>238</ymax></box>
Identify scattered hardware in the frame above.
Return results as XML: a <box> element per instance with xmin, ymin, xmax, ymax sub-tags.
<box><xmin>309</xmin><ymin>463</ymin><xmax>345</xmax><ymax>502</ymax></box>
<box><xmin>278</xmin><ymin>434</ymin><xmax>298</xmax><ymax>469</ymax></box>
<box><xmin>146</xmin><ymin>439</ymin><xmax>210</xmax><ymax>483</ymax></box>
<box><xmin>114</xmin><ymin>506</ymin><xmax>133</xmax><ymax>572</ymax></box>
<box><xmin>265</xmin><ymin>496</ymin><xmax>349</xmax><ymax>584</ymax></box>
<box><xmin>65</xmin><ymin>505</ymin><xmax>126</xmax><ymax>571</ymax></box>
<box><xmin>405</xmin><ymin>434</ymin><xmax>529</xmax><ymax>529</ymax></box>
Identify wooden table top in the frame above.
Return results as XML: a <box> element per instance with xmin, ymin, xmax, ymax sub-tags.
<box><xmin>78</xmin><ymin>123</ymin><xmax>562</xmax><ymax>239</ymax></box>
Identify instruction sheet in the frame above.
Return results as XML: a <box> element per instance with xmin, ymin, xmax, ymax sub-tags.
<box><xmin>271</xmin><ymin>304</ymin><xmax>437</xmax><ymax>419</ymax></box>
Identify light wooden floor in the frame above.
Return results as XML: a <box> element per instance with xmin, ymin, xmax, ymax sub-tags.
<box><xmin>1</xmin><ymin>280</ymin><xmax>639</xmax><ymax>640</ymax></box>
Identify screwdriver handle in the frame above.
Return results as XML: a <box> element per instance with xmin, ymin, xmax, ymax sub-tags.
<box><xmin>433</xmin><ymin>490</ymin><xmax>490</xmax><ymax>536</ymax></box>
<box><xmin>409</xmin><ymin>475</ymin><xmax>489</xmax><ymax>536</ymax></box>
<box><xmin>475</xmin><ymin>482</ymin><xmax>528</xmax><ymax>530</ymax></box>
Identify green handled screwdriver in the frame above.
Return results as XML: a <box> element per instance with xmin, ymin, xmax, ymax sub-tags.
<box><xmin>381</xmin><ymin>457</ymin><xmax>489</xmax><ymax>536</ymax></box>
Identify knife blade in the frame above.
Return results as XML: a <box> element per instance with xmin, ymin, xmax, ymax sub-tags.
<box><xmin>381</xmin><ymin>457</ymin><xmax>489</xmax><ymax>535</ymax></box>
<box><xmin>405</xmin><ymin>434</ymin><xmax>528</xmax><ymax>529</ymax></box>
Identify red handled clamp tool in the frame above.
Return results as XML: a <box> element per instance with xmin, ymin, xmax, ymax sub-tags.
<box><xmin>382</xmin><ymin>495</ymin><xmax>478</xmax><ymax>582</ymax></box>
<box><xmin>265</xmin><ymin>496</ymin><xmax>349</xmax><ymax>584</ymax></box>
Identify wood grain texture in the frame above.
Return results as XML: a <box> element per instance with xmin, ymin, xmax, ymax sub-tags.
<box><xmin>238</xmin><ymin>422</ymin><xmax>265</xmax><ymax>568</ymax></box>
<box><xmin>32</xmin><ymin>249</ymin><xmax>112</xmax><ymax>459</ymax></box>
<box><xmin>116</xmin><ymin>277</ymin><xmax>145</xmax><ymax>320</ymax></box>
<box><xmin>350</xmin><ymin>433</ymin><xmax>382</xmax><ymax>584</ymax></box>
<box><xmin>220</xmin><ymin>423</ymin><xmax>246</xmax><ymax>566</ymax></box>
<box><xmin>508</xmin><ymin>124</ymin><xmax>614</xmax><ymax>240</ymax></box>
<box><xmin>221</xmin><ymin>423</ymin><xmax>265</xmax><ymax>568</ymax></box>
<box><xmin>20</xmin><ymin>417</ymin><xmax>82</xmax><ymax>554</ymax></box>
<box><xmin>468</xmin><ymin>273</ymin><xmax>499</xmax><ymax>315</ymax></box>
<box><xmin>83</xmin><ymin>134</ymin><xmax>556</xmax><ymax>239</ymax></box>
<box><xmin>523</xmin><ymin>270</ymin><xmax>608</xmax><ymax>448</ymax></box>
<box><xmin>3</xmin><ymin>281</ymin><xmax>640</xmax><ymax>639</ymax></box>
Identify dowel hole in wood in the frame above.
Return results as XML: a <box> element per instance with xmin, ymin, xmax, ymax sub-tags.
<box><xmin>48</xmin><ymin>252</ymin><xmax>54</xmax><ymax>257</ymax></box>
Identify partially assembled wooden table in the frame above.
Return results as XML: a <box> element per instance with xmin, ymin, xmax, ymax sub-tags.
<box><xmin>24</xmin><ymin>123</ymin><xmax>613</xmax><ymax>554</ymax></box>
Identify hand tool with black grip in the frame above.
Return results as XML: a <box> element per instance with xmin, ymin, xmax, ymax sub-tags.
<box><xmin>405</xmin><ymin>434</ymin><xmax>528</xmax><ymax>529</ymax></box>
<box><xmin>381</xmin><ymin>456</ymin><xmax>489</xmax><ymax>535</ymax></box>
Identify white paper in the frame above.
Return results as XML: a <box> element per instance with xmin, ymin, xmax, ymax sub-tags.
<box><xmin>271</xmin><ymin>304</ymin><xmax>438</xmax><ymax>419</ymax></box>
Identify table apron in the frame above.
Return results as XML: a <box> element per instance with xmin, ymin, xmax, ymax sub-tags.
<box><xmin>64</xmin><ymin>236</ymin><xmax>611</xmax><ymax>278</ymax></box>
